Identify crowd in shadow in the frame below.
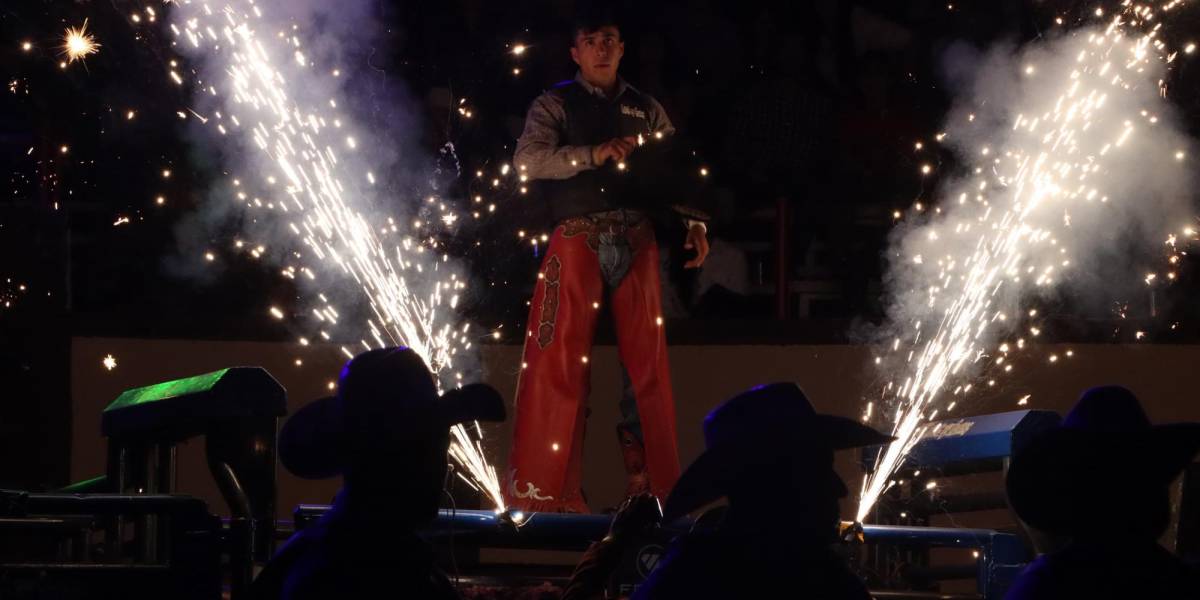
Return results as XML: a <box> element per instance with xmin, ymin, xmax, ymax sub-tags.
<box><xmin>256</xmin><ymin>346</ymin><xmax>1200</xmax><ymax>599</ymax></box>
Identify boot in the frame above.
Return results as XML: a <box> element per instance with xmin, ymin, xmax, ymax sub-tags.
<box><xmin>617</xmin><ymin>424</ymin><xmax>650</xmax><ymax>497</ymax></box>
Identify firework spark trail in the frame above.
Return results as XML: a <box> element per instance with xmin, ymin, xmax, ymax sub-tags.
<box><xmin>173</xmin><ymin>0</ymin><xmax>504</xmax><ymax>509</ymax></box>
<box><xmin>857</xmin><ymin>3</ymin><xmax>1194</xmax><ymax>522</ymax></box>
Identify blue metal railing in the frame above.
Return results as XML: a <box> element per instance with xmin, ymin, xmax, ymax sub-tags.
<box><xmin>292</xmin><ymin>506</ymin><xmax>1025</xmax><ymax>598</ymax></box>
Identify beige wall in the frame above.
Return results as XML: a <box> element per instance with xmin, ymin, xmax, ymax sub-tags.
<box><xmin>70</xmin><ymin>337</ymin><xmax>1200</xmax><ymax>520</ymax></box>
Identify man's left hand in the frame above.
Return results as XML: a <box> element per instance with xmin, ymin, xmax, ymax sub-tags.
<box><xmin>683</xmin><ymin>223</ymin><xmax>709</xmax><ymax>269</ymax></box>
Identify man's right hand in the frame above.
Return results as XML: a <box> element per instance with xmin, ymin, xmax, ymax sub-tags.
<box><xmin>592</xmin><ymin>136</ymin><xmax>638</xmax><ymax>166</ymax></box>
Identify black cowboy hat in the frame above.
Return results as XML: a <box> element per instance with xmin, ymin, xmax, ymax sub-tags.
<box><xmin>1006</xmin><ymin>385</ymin><xmax>1200</xmax><ymax>535</ymax></box>
<box><xmin>662</xmin><ymin>382</ymin><xmax>893</xmax><ymax>522</ymax></box>
<box><xmin>278</xmin><ymin>347</ymin><xmax>506</xmax><ymax>479</ymax></box>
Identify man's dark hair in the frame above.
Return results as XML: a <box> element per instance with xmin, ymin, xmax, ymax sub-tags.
<box><xmin>570</xmin><ymin>6</ymin><xmax>622</xmax><ymax>42</ymax></box>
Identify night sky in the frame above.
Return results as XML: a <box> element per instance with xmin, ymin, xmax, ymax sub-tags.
<box><xmin>3</xmin><ymin>0</ymin><xmax>1200</xmax><ymax>345</ymax></box>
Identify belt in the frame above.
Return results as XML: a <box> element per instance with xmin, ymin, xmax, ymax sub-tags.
<box><xmin>561</xmin><ymin>209</ymin><xmax>647</xmax><ymax>235</ymax></box>
<box><xmin>559</xmin><ymin>209</ymin><xmax>654</xmax><ymax>252</ymax></box>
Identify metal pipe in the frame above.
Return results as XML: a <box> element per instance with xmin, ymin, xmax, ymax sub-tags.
<box><xmin>291</xmin><ymin>507</ymin><xmax>1024</xmax><ymax>560</ymax></box>
<box><xmin>901</xmin><ymin>563</ymin><xmax>980</xmax><ymax>581</ymax></box>
<box><xmin>901</xmin><ymin>492</ymin><xmax>1010</xmax><ymax>515</ymax></box>
<box><xmin>142</xmin><ymin>445</ymin><xmax>160</xmax><ymax>562</ymax></box>
<box><xmin>860</xmin><ymin>524</ymin><xmax>1008</xmax><ymax>548</ymax></box>
<box><xmin>157</xmin><ymin>445</ymin><xmax>177</xmax><ymax>562</ymax></box>
<box><xmin>775</xmin><ymin>196</ymin><xmax>789</xmax><ymax>319</ymax></box>
<box><xmin>207</xmin><ymin>461</ymin><xmax>253</xmax><ymax>600</ymax></box>
<box><xmin>869</xmin><ymin>592</ymin><xmax>981</xmax><ymax>599</ymax></box>
<box><xmin>19</xmin><ymin>493</ymin><xmax>210</xmax><ymax>517</ymax></box>
<box><xmin>207</xmin><ymin>462</ymin><xmax>252</xmax><ymax>520</ymax></box>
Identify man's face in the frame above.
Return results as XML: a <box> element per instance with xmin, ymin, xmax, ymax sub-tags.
<box><xmin>347</xmin><ymin>430</ymin><xmax>450</xmax><ymax>525</ymax></box>
<box><xmin>570</xmin><ymin>26</ymin><xmax>623</xmax><ymax>84</ymax></box>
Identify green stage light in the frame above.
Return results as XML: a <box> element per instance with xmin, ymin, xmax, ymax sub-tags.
<box><xmin>102</xmin><ymin>367</ymin><xmax>285</xmax><ymax>439</ymax></box>
<box><xmin>107</xmin><ymin>369</ymin><xmax>231</xmax><ymax>411</ymax></box>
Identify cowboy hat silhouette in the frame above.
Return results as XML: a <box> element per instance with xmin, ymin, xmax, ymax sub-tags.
<box><xmin>1006</xmin><ymin>385</ymin><xmax>1200</xmax><ymax>536</ymax></box>
<box><xmin>662</xmin><ymin>382</ymin><xmax>893</xmax><ymax>522</ymax></box>
<box><xmin>278</xmin><ymin>346</ymin><xmax>505</xmax><ymax>480</ymax></box>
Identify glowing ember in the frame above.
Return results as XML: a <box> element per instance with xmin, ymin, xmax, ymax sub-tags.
<box><xmin>61</xmin><ymin>19</ymin><xmax>100</xmax><ymax>64</ymax></box>
<box><xmin>102</xmin><ymin>354</ymin><xmax>117</xmax><ymax>371</ymax></box>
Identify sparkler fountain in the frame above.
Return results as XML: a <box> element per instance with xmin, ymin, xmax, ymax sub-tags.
<box><xmin>168</xmin><ymin>0</ymin><xmax>506</xmax><ymax>509</ymax></box>
<box><xmin>857</xmin><ymin>2</ymin><xmax>1197</xmax><ymax>522</ymax></box>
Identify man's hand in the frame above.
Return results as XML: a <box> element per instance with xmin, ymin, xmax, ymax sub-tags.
<box><xmin>683</xmin><ymin>223</ymin><xmax>709</xmax><ymax>268</ymax></box>
<box><xmin>592</xmin><ymin>136</ymin><xmax>637</xmax><ymax>166</ymax></box>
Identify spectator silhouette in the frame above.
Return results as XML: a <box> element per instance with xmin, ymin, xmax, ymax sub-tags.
<box><xmin>1005</xmin><ymin>385</ymin><xmax>1200</xmax><ymax>599</ymax></box>
<box><xmin>561</xmin><ymin>492</ymin><xmax>664</xmax><ymax>600</ymax></box>
<box><xmin>253</xmin><ymin>346</ymin><xmax>506</xmax><ymax>600</ymax></box>
<box><xmin>633</xmin><ymin>382</ymin><xmax>891</xmax><ymax>599</ymax></box>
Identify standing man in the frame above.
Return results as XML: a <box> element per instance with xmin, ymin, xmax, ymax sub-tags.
<box><xmin>505</xmin><ymin>10</ymin><xmax>710</xmax><ymax>513</ymax></box>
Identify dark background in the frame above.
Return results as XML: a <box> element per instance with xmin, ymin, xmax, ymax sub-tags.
<box><xmin>2</xmin><ymin>0</ymin><xmax>1199</xmax><ymax>489</ymax></box>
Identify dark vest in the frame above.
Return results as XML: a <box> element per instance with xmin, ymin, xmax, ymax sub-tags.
<box><xmin>540</xmin><ymin>81</ymin><xmax>658</xmax><ymax>223</ymax></box>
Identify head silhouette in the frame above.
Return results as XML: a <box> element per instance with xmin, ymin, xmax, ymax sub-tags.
<box><xmin>664</xmin><ymin>383</ymin><xmax>890</xmax><ymax>540</ymax></box>
<box><xmin>337</xmin><ymin>348</ymin><xmax>447</xmax><ymax>523</ymax></box>
<box><xmin>1007</xmin><ymin>385</ymin><xmax>1200</xmax><ymax>542</ymax></box>
<box><xmin>279</xmin><ymin>347</ymin><xmax>505</xmax><ymax>527</ymax></box>
<box><xmin>724</xmin><ymin>441</ymin><xmax>846</xmax><ymax>540</ymax></box>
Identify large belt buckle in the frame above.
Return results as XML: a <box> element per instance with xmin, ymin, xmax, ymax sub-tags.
<box><xmin>595</xmin><ymin>215</ymin><xmax>622</xmax><ymax>236</ymax></box>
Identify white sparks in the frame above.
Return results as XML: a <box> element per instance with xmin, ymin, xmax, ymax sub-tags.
<box><xmin>172</xmin><ymin>1</ymin><xmax>503</xmax><ymax>509</ymax></box>
<box><xmin>61</xmin><ymin>19</ymin><xmax>100</xmax><ymax>64</ymax></box>
<box><xmin>857</xmin><ymin>9</ymin><xmax>1192</xmax><ymax>522</ymax></box>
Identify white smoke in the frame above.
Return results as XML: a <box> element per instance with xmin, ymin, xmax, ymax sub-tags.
<box><xmin>859</xmin><ymin>19</ymin><xmax>1196</xmax><ymax>520</ymax></box>
<box><xmin>165</xmin><ymin>0</ymin><xmax>502</xmax><ymax>507</ymax></box>
<box><xmin>887</xmin><ymin>29</ymin><xmax>1193</xmax><ymax>336</ymax></box>
<box><xmin>167</xmin><ymin>0</ymin><xmax>481</xmax><ymax>382</ymax></box>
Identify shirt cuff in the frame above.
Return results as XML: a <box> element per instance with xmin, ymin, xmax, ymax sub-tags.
<box><xmin>574</xmin><ymin>146</ymin><xmax>595</xmax><ymax>169</ymax></box>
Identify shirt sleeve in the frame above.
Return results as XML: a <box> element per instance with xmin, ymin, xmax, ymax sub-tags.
<box><xmin>646</xmin><ymin>95</ymin><xmax>677</xmax><ymax>136</ymax></box>
<box><xmin>513</xmin><ymin>92</ymin><xmax>597</xmax><ymax>181</ymax></box>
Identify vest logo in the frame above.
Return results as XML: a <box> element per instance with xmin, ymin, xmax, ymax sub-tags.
<box><xmin>620</xmin><ymin>104</ymin><xmax>647</xmax><ymax>120</ymax></box>
<box><xmin>635</xmin><ymin>544</ymin><xmax>665</xmax><ymax>578</ymax></box>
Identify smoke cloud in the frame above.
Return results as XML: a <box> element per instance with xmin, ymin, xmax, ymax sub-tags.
<box><xmin>858</xmin><ymin>20</ymin><xmax>1195</xmax><ymax>519</ymax></box>
<box><xmin>167</xmin><ymin>0</ymin><xmax>483</xmax><ymax>384</ymax></box>
<box><xmin>880</xmin><ymin>26</ymin><xmax>1193</xmax><ymax>389</ymax></box>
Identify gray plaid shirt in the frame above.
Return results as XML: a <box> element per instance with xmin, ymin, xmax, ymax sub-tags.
<box><xmin>514</xmin><ymin>72</ymin><xmax>676</xmax><ymax>181</ymax></box>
